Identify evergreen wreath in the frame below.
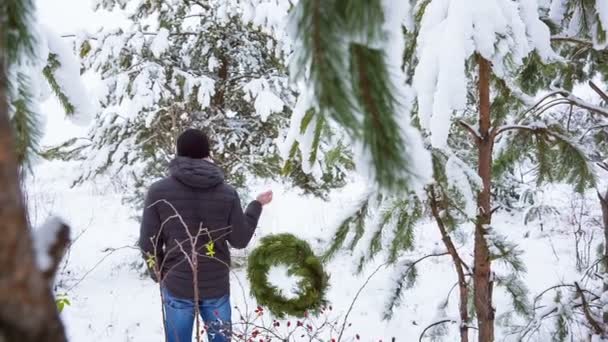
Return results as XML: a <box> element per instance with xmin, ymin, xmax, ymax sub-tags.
<box><xmin>247</xmin><ymin>233</ymin><xmax>329</xmax><ymax>318</ymax></box>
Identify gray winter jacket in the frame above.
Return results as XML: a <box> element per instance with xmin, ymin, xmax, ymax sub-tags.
<box><xmin>139</xmin><ymin>157</ymin><xmax>262</xmax><ymax>299</ymax></box>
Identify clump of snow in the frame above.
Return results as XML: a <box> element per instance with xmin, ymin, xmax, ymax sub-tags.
<box><xmin>549</xmin><ymin>0</ymin><xmax>566</xmax><ymax>23</ymax></box>
<box><xmin>413</xmin><ymin>0</ymin><xmax>558</xmax><ymax>148</ymax></box>
<box><xmin>197</xmin><ymin>76</ymin><xmax>216</xmax><ymax>109</ymax></box>
<box><xmin>254</xmin><ymin>91</ymin><xmax>285</xmax><ymax>122</ymax></box>
<box><xmin>150</xmin><ymin>28</ymin><xmax>170</xmax><ymax>58</ymax></box>
<box><xmin>208</xmin><ymin>55</ymin><xmax>219</xmax><ymax>72</ymax></box>
<box><xmin>519</xmin><ymin>0</ymin><xmax>559</xmax><ymax>61</ymax></box>
<box><xmin>243</xmin><ymin>78</ymin><xmax>285</xmax><ymax>122</ymax></box>
<box><xmin>445</xmin><ymin>154</ymin><xmax>482</xmax><ymax>218</ymax></box>
<box><xmin>32</xmin><ymin>216</ymin><xmax>67</xmax><ymax>272</ymax></box>
<box><xmin>266</xmin><ymin>264</ymin><xmax>301</xmax><ymax>300</ymax></box>
<box><xmin>45</xmin><ymin>27</ymin><xmax>96</xmax><ymax>126</ymax></box>
<box><xmin>276</xmin><ymin>87</ymin><xmax>323</xmax><ymax>177</ymax></box>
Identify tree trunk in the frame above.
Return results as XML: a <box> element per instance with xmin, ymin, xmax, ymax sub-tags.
<box><xmin>0</xmin><ymin>49</ymin><xmax>67</xmax><ymax>341</ymax></box>
<box><xmin>429</xmin><ymin>186</ymin><xmax>469</xmax><ymax>342</ymax></box>
<box><xmin>474</xmin><ymin>55</ymin><xmax>495</xmax><ymax>342</ymax></box>
<box><xmin>599</xmin><ymin>189</ymin><xmax>608</xmax><ymax>325</ymax></box>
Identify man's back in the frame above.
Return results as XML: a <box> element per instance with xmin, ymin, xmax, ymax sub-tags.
<box><xmin>140</xmin><ymin>157</ymin><xmax>262</xmax><ymax>299</ymax></box>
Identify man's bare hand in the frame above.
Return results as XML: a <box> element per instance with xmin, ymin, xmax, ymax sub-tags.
<box><xmin>256</xmin><ymin>190</ymin><xmax>273</xmax><ymax>206</ymax></box>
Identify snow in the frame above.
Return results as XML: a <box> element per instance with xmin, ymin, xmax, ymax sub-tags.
<box><xmin>413</xmin><ymin>0</ymin><xmax>558</xmax><ymax>148</ymax></box>
<box><xmin>242</xmin><ymin>78</ymin><xmax>285</xmax><ymax>122</ymax></box>
<box><xmin>266</xmin><ymin>265</ymin><xmax>300</xmax><ymax>300</ymax></box>
<box><xmin>445</xmin><ymin>155</ymin><xmax>481</xmax><ymax>218</ymax></box>
<box><xmin>22</xmin><ymin>153</ymin><xmax>598</xmax><ymax>341</ymax></box>
<box><xmin>150</xmin><ymin>28</ymin><xmax>170</xmax><ymax>58</ymax></box>
<box><xmin>44</xmin><ymin>27</ymin><xmax>96</xmax><ymax>126</ymax></box>
<box><xmin>277</xmin><ymin>87</ymin><xmax>315</xmax><ymax>171</ymax></box>
<box><xmin>519</xmin><ymin>0</ymin><xmax>559</xmax><ymax>61</ymax></box>
<box><xmin>549</xmin><ymin>0</ymin><xmax>566</xmax><ymax>24</ymax></box>
<box><xmin>208</xmin><ymin>55</ymin><xmax>219</xmax><ymax>71</ymax></box>
<box><xmin>33</xmin><ymin>216</ymin><xmax>67</xmax><ymax>272</ymax></box>
<box><xmin>597</xmin><ymin>0</ymin><xmax>608</xmax><ymax>38</ymax></box>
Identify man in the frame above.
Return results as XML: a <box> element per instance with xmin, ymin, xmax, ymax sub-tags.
<box><xmin>139</xmin><ymin>129</ymin><xmax>272</xmax><ymax>342</ymax></box>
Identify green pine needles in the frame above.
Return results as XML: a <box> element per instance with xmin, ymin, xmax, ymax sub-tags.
<box><xmin>42</xmin><ymin>53</ymin><xmax>76</xmax><ymax>116</ymax></box>
<box><xmin>289</xmin><ymin>0</ymin><xmax>419</xmax><ymax>190</ymax></box>
<box><xmin>0</xmin><ymin>0</ymin><xmax>36</xmax><ymax>65</ymax></box>
<box><xmin>10</xmin><ymin>72</ymin><xmax>42</xmax><ymax>165</ymax></box>
<box><xmin>247</xmin><ymin>234</ymin><xmax>329</xmax><ymax>318</ymax></box>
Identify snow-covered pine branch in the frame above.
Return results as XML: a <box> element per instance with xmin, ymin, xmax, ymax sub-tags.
<box><xmin>48</xmin><ymin>1</ymin><xmax>349</xmax><ymax>205</ymax></box>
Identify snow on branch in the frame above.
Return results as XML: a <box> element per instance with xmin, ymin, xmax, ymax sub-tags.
<box><xmin>44</xmin><ymin>28</ymin><xmax>95</xmax><ymax>126</ymax></box>
<box><xmin>551</xmin><ymin>35</ymin><xmax>594</xmax><ymax>46</ymax></box>
<box><xmin>32</xmin><ymin>217</ymin><xmax>70</xmax><ymax>284</ymax></box>
<box><xmin>516</xmin><ymin>88</ymin><xmax>608</xmax><ymax>120</ymax></box>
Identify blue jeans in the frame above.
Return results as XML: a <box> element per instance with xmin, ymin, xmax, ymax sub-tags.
<box><xmin>162</xmin><ymin>288</ymin><xmax>232</xmax><ymax>342</ymax></box>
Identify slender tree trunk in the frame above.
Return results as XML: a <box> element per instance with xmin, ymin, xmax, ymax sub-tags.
<box><xmin>429</xmin><ymin>186</ymin><xmax>469</xmax><ymax>342</ymax></box>
<box><xmin>599</xmin><ymin>189</ymin><xmax>608</xmax><ymax>324</ymax></box>
<box><xmin>474</xmin><ymin>55</ymin><xmax>495</xmax><ymax>342</ymax></box>
<box><xmin>0</xmin><ymin>50</ymin><xmax>67</xmax><ymax>340</ymax></box>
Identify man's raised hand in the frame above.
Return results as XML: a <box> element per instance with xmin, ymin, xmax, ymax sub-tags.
<box><xmin>256</xmin><ymin>190</ymin><xmax>273</xmax><ymax>206</ymax></box>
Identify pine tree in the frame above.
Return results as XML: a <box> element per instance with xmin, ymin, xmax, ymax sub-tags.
<box><xmin>286</xmin><ymin>1</ymin><xmax>607</xmax><ymax>341</ymax></box>
<box><xmin>47</xmin><ymin>0</ymin><xmax>352</xmax><ymax>206</ymax></box>
<box><xmin>6</xmin><ymin>13</ymin><xmax>95</xmax><ymax>166</ymax></box>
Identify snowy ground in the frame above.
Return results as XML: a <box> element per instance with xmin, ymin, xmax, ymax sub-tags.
<box><xmin>26</xmin><ymin>157</ymin><xmax>595</xmax><ymax>341</ymax></box>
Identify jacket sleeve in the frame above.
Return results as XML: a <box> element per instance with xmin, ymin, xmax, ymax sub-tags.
<box><xmin>227</xmin><ymin>192</ymin><xmax>263</xmax><ymax>249</ymax></box>
<box><xmin>139</xmin><ymin>188</ymin><xmax>164</xmax><ymax>282</ymax></box>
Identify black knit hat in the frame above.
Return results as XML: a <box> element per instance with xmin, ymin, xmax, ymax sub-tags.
<box><xmin>176</xmin><ymin>129</ymin><xmax>210</xmax><ymax>159</ymax></box>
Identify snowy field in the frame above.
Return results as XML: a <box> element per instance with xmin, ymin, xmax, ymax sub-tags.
<box><xmin>26</xmin><ymin>157</ymin><xmax>592</xmax><ymax>341</ymax></box>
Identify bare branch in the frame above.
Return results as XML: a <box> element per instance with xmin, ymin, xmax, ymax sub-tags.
<box><xmin>419</xmin><ymin>319</ymin><xmax>456</xmax><ymax>342</ymax></box>
<box><xmin>551</xmin><ymin>35</ymin><xmax>594</xmax><ymax>46</ymax></box>
<box><xmin>589</xmin><ymin>81</ymin><xmax>608</xmax><ymax>103</ymax></box>
<box><xmin>575</xmin><ymin>282</ymin><xmax>604</xmax><ymax>336</ymax></box>
<box><xmin>458</xmin><ymin>120</ymin><xmax>482</xmax><ymax>142</ymax></box>
<box><xmin>337</xmin><ymin>262</ymin><xmax>387</xmax><ymax>341</ymax></box>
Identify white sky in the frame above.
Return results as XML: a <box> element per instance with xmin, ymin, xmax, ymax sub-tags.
<box><xmin>36</xmin><ymin>0</ymin><xmax>125</xmax><ymax>34</ymax></box>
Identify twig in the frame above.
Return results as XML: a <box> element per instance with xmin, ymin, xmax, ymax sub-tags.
<box><xmin>336</xmin><ymin>262</ymin><xmax>388</xmax><ymax>341</ymax></box>
<box><xmin>458</xmin><ymin>120</ymin><xmax>482</xmax><ymax>142</ymax></box>
<box><xmin>589</xmin><ymin>81</ymin><xmax>608</xmax><ymax>102</ymax></box>
<box><xmin>65</xmin><ymin>245</ymin><xmax>136</xmax><ymax>292</ymax></box>
<box><xmin>550</xmin><ymin>35</ymin><xmax>594</xmax><ymax>46</ymax></box>
<box><xmin>419</xmin><ymin>319</ymin><xmax>455</xmax><ymax>342</ymax></box>
<box><xmin>574</xmin><ymin>281</ymin><xmax>604</xmax><ymax>336</ymax></box>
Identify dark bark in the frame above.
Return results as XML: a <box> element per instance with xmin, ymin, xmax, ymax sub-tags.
<box><xmin>429</xmin><ymin>186</ymin><xmax>470</xmax><ymax>342</ymax></box>
<box><xmin>41</xmin><ymin>223</ymin><xmax>70</xmax><ymax>286</ymax></box>
<box><xmin>599</xmin><ymin>189</ymin><xmax>608</xmax><ymax>325</ymax></box>
<box><xmin>0</xmin><ymin>48</ymin><xmax>67</xmax><ymax>341</ymax></box>
<box><xmin>212</xmin><ymin>54</ymin><xmax>229</xmax><ymax>108</ymax></box>
<box><xmin>575</xmin><ymin>282</ymin><xmax>604</xmax><ymax>336</ymax></box>
<box><xmin>474</xmin><ymin>55</ymin><xmax>495</xmax><ymax>342</ymax></box>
